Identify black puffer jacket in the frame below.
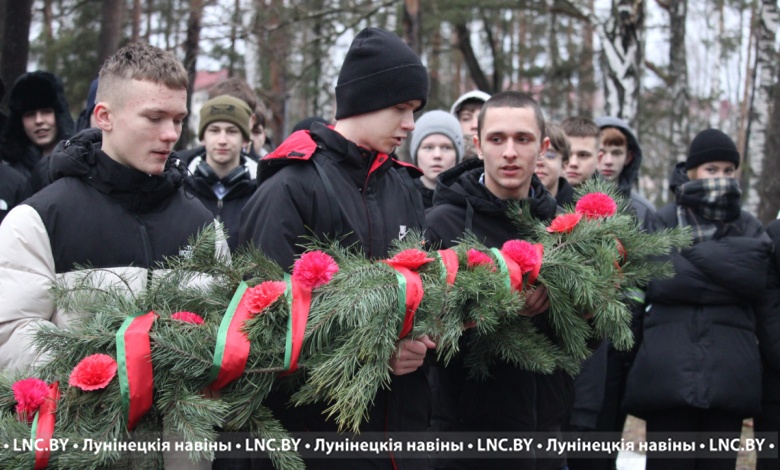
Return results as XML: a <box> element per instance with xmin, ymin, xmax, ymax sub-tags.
<box><xmin>0</xmin><ymin>71</ymin><xmax>74</xmax><ymax>179</ymax></box>
<box><xmin>760</xmin><ymin>221</ymin><xmax>780</xmax><ymax>406</ymax></box>
<box><xmin>0</xmin><ymin>163</ymin><xmax>32</xmax><ymax>224</ymax></box>
<box><xmin>623</xmin><ymin>202</ymin><xmax>771</xmax><ymax>418</ymax></box>
<box><xmin>0</xmin><ymin>128</ymin><xmax>218</xmax><ymax>371</ymax></box>
<box><xmin>426</xmin><ymin>159</ymin><xmax>563</xmax><ymax>470</ymax></box>
<box><xmin>238</xmin><ymin>122</ymin><xmax>428</xmax><ymax>470</ymax></box>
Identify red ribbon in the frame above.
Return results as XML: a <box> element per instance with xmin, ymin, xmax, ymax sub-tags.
<box><xmin>208</xmin><ymin>282</ymin><xmax>254</xmax><ymax>390</ymax></box>
<box><xmin>389</xmin><ymin>265</ymin><xmax>424</xmax><ymax>339</ymax></box>
<box><xmin>32</xmin><ymin>382</ymin><xmax>59</xmax><ymax>470</ymax></box>
<box><xmin>284</xmin><ymin>276</ymin><xmax>313</xmax><ymax>373</ymax></box>
<box><xmin>527</xmin><ymin>243</ymin><xmax>544</xmax><ymax>286</ymax></box>
<box><xmin>119</xmin><ymin>311</ymin><xmax>158</xmax><ymax>430</ymax></box>
<box><xmin>437</xmin><ymin>249</ymin><xmax>459</xmax><ymax>286</ymax></box>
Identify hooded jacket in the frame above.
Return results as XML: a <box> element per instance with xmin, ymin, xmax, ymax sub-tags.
<box><xmin>0</xmin><ymin>128</ymin><xmax>219</xmax><ymax>371</ymax></box>
<box><xmin>595</xmin><ymin>116</ymin><xmax>655</xmax><ymax>224</ymax></box>
<box><xmin>426</xmin><ymin>159</ymin><xmax>562</xmax><ymax>470</ymax></box>
<box><xmin>238</xmin><ymin>122</ymin><xmax>428</xmax><ymax>470</ymax></box>
<box><xmin>0</xmin><ymin>71</ymin><xmax>74</xmax><ymax>179</ymax></box>
<box><xmin>623</xmin><ymin>194</ymin><xmax>771</xmax><ymax>418</ymax></box>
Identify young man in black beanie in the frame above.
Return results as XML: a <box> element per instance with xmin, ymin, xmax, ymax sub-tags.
<box><xmin>238</xmin><ymin>27</ymin><xmax>432</xmax><ymax>470</ymax></box>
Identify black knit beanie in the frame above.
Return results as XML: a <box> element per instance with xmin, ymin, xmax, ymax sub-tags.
<box><xmin>335</xmin><ymin>27</ymin><xmax>429</xmax><ymax>119</ymax></box>
<box><xmin>686</xmin><ymin>128</ymin><xmax>740</xmax><ymax>170</ymax></box>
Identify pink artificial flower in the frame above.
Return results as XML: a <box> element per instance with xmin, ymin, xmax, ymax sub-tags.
<box><xmin>12</xmin><ymin>378</ymin><xmax>49</xmax><ymax>423</ymax></box>
<box><xmin>171</xmin><ymin>311</ymin><xmax>204</xmax><ymax>325</ymax></box>
<box><xmin>547</xmin><ymin>213</ymin><xmax>583</xmax><ymax>234</ymax></box>
<box><xmin>467</xmin><ymin>249</ymin><xmax>496</xmax><ymax>271</ymax></box>
<box><xmin>575</xmin><ymin>192</ymin><xmax>617</xmax><ymax>219</ymax></box>
<box><xmin>69</xmin><ymin>354</ymin><xmax>118</xmax><ymax>391</ymax></box>
<box><xmin>292</xmin><ymin>251</ymin><xmax>339</xmax><ymax>289</ymax></box>
<box><xmin>501</xmin><ymin>240</ymin><xmax>542</xmax><ymax>274</ymax></box>
<box><xmin>245</xmin><ymin>281</ymin><xmax>288</xmax><ymax>315</ymax></box>
<box><xmin>386</xmin><ymin>249</ymin><xmax>435</xmax><ymax>270</ymax></box>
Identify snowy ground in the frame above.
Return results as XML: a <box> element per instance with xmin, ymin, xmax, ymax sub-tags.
<box><xmin>616</xmin><ymin>450</ymin><xmax>646</xmax><ymax>470</ymax></box>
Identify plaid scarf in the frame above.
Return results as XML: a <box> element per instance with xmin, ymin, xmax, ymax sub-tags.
<box><xmin>676</xmin><ymin>177</ymin><xmax>742</xmax><ymax>244</ymax></box>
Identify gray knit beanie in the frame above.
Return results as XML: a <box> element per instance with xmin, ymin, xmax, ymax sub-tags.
<box><xmin>410</xmin><ymin>110</ymin><xmax>464</xmax><ymax>165</ymax></box>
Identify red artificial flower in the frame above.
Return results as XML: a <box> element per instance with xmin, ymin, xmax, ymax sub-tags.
<box><xmin>171</xmin><ymin>311</ymin><xmax>204</xmax><ymax>325</ymax></box>
<box><xmin>547</xmin><ymin>213</ymin><xmax>583</xmax><ymax>234</ymax></box>
<box><xmin>245</xmin><ymin>281</ymin><xmax>288</xmax><ymax>315</ymax></box>
<box><xmin>12</xmin><ymin>378</ymin><xmax>49</xmax><ymax>423</ymax></box>
<box><xmin>467</xmin><ymin>249</ymin><xmax>496</xmax><ymax>271</ymax></box>
<box><xmin>501</xmin><ymin>240</ymin><xmax>542</xmax><ymax>274</ymax></box>
<box><xmin>292</xmin><ymin>251</ymin><xmax>339</xmax><ymax>289</ymax></box>
<box><xmin>575</xmin><ymin>192</ymin><xmax>617</xmax><ymax>219</ymax></box>
<box><xmin>386</xmin><ymin>249</ymin><xmax>435</xmax><ymax>270</ymax></box>
<box><xmin>69</xmin><ymin>354</ymin><xmax>117</xmax><ymax>392</ymax></box>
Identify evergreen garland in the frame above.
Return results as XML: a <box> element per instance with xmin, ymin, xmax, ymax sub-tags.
<box><xmin>0</xmin><ymin>182</ymin><xmax>690</xmax><ymax>469</ymax></box>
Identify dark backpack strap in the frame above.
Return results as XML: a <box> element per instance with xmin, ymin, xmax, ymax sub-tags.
<box><xmin>398</xmin><ymin>167</ymin><xmax>427</xmax><ymax>233</ymax></box>
<box><xmin>465</xmin><ymin>199</ymin><xmax>474</xmax><ymax>233</ymax></box>
<box><xmin>312</xmin><ymin>157</ymin><xmax>343</xmax><ymax>236</ymax></box>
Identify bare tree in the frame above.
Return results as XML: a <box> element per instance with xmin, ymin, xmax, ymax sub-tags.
<box><xmin>748</xmin><ymin>0</ymin><xmax>779</xmax><ymax>218</ymax></box>
<box><xmin>656</xmin><ymin>0</ymin><xmax>690</xmax><ymax>164</ymax></box>
<box><xmin>0</xmin><ymin>0</ymin><xmax>34</xmax><ymax>109</ymax></box>
<box><xmin>758</xmin><ymin>57</ymin><xmax>780</xmax><ymax>223</ymax></box>
<box><xmin>179</xmin><ymin>0</ymin><xmax>205</xmax><ymax>150</ymax></box>
<box><xmin>403</xmin><ymin>0</ymin><xmax>421</xmax><ymax>55</ymax></box>
<box><xmin>98</xmin><ymin>0</ymin><xmax>127</xmax><ymax>66</ymax></box>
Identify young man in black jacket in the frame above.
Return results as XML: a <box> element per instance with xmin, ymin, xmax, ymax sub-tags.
<box><xmin>427</xmin><ymin>91</ymin><xmax>565</xmax><ymax>470</ymax></box>
<box><xmin>0</xmin><ymin>42</ymin><xmax>221</xmax><ymax>373</ymax></box>
<box><xmin>239</xmin><ymin>27</ymin><xmax>432</xmax><ymax>470</ymax></box>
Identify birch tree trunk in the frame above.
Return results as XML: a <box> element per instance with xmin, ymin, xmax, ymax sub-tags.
<box><xmin>597</xmin><ymin>0</ymin><xmax>644</xmax><ymax>126</ymax></box>
<box><xmin>668</xmin><ymin>0</ymin><xmax>689</xmax><ymax>164</ymax></box>
<box><xmin>752</xmin><ymin>0</ymin><xmax>779</xmax><ymax>220</ymax></box>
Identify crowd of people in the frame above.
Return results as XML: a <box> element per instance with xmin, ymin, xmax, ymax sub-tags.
<box><xmin>0</xmin><ymin>28</ymin><xmax>778</xmax><ymax>470</ymax></box>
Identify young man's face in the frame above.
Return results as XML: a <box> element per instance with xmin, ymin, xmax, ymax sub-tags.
<box><xmin>203</xmin><ymin>122</ymin><xmax>244</xmax><ymax>170</ymax></box>
<box><xmin>565</xmin><ymin>136</ymin><xmax>600</xmax><ymax>186</ymax></box>
<box><xmin>535</xmin><ymin>148</ymin><xmax>565</xmax><ymax>195</ymax></box>
<box><xmin>97</xmin><ymin>79</ymin><xmax>187</xmax><ymax>175</ymax></box>
<box><xmin>475</xmin><ymin>106</ymin><xmax>549</xmax><ymax>200</ymax></box>
<box><xmin>22</xmin><ymin>108</ymin><xmax>57</xmax><ymax>152</ymax></box>
<box><xmin>350</xmin><ymin>100</ymin><xmax>420</xmax><ymax>155</ymax></box>
<box><xmin>416</xmin><ymin>133</ymin><xmax>457</xmax><ymax>189</ymax></box>
<box><xmin>599</xmin><ymin>142</ymin><xmax>632</xmax><ymax>181</ymax></box>
<box><xmin>458</xmin><ymin>102</ymin><xmax>483</xmax><ymax>157</ymax></box>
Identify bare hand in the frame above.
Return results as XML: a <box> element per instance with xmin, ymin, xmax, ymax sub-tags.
<box><xmin>389</xmin><ymin>335</ymin><xmax>436</xmax><ymax>376</ymax></box>
<box><xmin>520</xmin><ymin>285</ymin><xmax>550</xmax><ymax>317</ymax></box>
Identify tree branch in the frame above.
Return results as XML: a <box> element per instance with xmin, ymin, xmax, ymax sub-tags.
<box><xmin>644</xmin><ymin>59</ymin><xmax>672</xmax><ymax>86</ymax></box>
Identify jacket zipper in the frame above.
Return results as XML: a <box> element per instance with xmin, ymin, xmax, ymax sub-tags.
<box><xmin>135</xmin><ymin>215</ymin><xmax>154</xmax><ymax>284</ymax></box>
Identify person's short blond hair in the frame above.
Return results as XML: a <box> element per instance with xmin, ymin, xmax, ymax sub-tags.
<box><xmin>96</xmin><ymin>42</ymin><xmax>189</xmax><ymax>104</ymax></box>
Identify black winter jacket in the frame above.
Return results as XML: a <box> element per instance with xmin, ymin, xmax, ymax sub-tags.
<box><xmin>185</xmin><ymin>157</ymin><xmax>257</xmax><ymax>252</ymax></box>
<box><xmin>623</xmin><ymin>201</ymin><xmax>771</xmax><ymax>418</ymax></box>
<box><xmin>33</xmin><ymin>129</ymin><xmax>216</xmax><ymax>272</ymax></box>
<box><xmin>238</xmin><ymin>122</ymin><xmax>428</xmax><ymax>470</ymax></box>
<box><xmin>0</xmin><ymin>163</ymin><xmax>32</xmax><ymax>224</ymax></box>
<box><xmin>426</xmin><ymin>159</ymin><xmax>562</xmax><ymax>470</ymax></box>
<box><xmin>760</xmin><ymin>221</ymin><xmax>780</xmax><ymax>406</ymax></box>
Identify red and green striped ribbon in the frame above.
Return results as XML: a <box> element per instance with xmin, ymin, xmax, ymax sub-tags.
<box><xmin>386</xmin><ymin>264</ymin><xmax>425</xmax><ymax>339</ymax></box>
<box><xmin>116</xmin><ymin>311</ymin><xmax>158</xmax><ymax>431</ymax></box>
<box><xmin>283</xmin><ymin>273</ymin><xmax>310</xmax><ymax>373</ymax></box>
<box><xmin>208</xmin><ymin>281</ymin><xmax>252</xmax><ymax>390</ymax></box>
<box><xmin>490</xmin><ymin>248</ymin><xmax>523</xmax><ymax>292</ymax></box>
<box><xmin>30</xmin><ymin>381</ymin><xmax>59</xmax><ymax>470</ymax></box>
<box><xmin>436</xmin><ymin>249</ymin><xmax>459</xmax><ymax>286</ymax></box>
